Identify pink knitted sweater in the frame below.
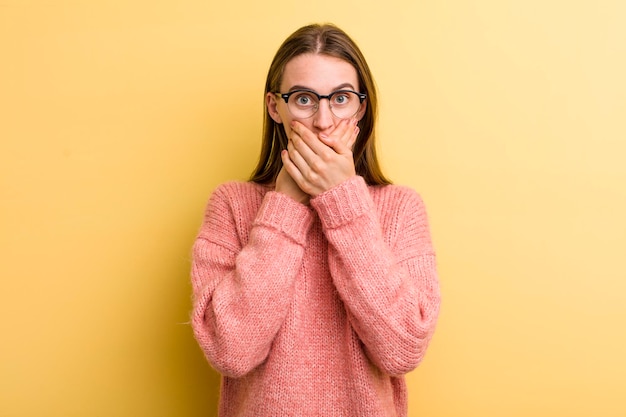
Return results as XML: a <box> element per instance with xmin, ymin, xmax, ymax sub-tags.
<box><xmin>191</xmin><ymin>175</ymin><xmax>440</xmax><ymax>417</ymax></box>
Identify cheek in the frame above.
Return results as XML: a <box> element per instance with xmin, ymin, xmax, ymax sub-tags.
<box><xmin>283</xmin><ymin>123</ymin><xmax>293</xmax><ymax>138</ymax></box>
<box><xmin>277</xmin><ymin>105</ymin><xmax>292</xmax><ymax>126</ymax></box>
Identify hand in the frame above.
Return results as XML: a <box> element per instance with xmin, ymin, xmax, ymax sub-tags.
<box><xmin>281</xmin><ymin>118</ymin><xmax>359</xmax><ymax>197</ymax></box>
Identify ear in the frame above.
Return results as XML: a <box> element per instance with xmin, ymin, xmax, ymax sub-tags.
<box><xmin>266</xmin><ymin>92</ymin><xmax>283</xmax><ymax>124</ymax></box>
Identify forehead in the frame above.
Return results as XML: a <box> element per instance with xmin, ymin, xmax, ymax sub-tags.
<box><xmin>281</xmin><ymin>53</ymin><xmax>359</xmax><ymax>92</ymax></box>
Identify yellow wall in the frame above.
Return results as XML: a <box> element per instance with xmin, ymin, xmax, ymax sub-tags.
<box><xmin>1</xmin><ymin>1</ymin><xmax>625</xmax><ymax>416</ymax></box>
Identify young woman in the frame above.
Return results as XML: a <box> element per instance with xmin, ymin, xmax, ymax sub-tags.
<box><xmin>191</xmin><ymin>23</ymin><xmax>440</xmax><ymax>417</ymax></box>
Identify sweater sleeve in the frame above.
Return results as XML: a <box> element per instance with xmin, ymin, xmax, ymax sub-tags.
<box><xmin>310</xmin><ymin>176</ymin><xmax>440</xmax><ymax>376</ymax></box>
<box><xmin>191</xmin><ymin>183</ymin><xmax>314</xmax><ymax>378</ymax></box>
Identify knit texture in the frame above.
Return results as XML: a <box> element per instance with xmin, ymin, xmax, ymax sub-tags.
<box><xmin>191</xmin><ymin>175</ymin><xmax>440</xmax><ymax>417</ymax></box>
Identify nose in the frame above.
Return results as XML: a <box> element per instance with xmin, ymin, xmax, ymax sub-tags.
<box><xmin>312</xmin><ymin>99</ymin><xmax>335</xmax><ymax>132</ymax></box>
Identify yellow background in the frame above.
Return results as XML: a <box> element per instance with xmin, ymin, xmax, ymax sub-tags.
<box><xmin>2</xmin><ymin>0</ymin><xmax>625</xmax><ymax>416</ymax></box>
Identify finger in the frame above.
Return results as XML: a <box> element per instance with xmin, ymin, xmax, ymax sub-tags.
<box><xmin>288</xmin><ymin>128</ymin><xmax>317</xmax><ymax>165</ymax></box>
<box><xmin>337</xmin><ymin>118</ymin><xmax>358</xmax><ymax>147</ymax></box>
<box><xmin>287</xmin><ymin>138</ymin><xmax>313</xmax><ymax>178</ymax></box>
<box><xmin>318</xmin><ymin>118</ymin><xmax>348</xmax><ymax>147</ymax></box>
<box><xmin>290</xmin><ymin>121</ymin><xmax>331</xmax><ymax>157</ymax></box>
<box><xmin>319</xmin><ymin>118</ymin><xmax>357</xmax><ymax>152</ymax></box>
<box><xmin>326</xmin><ymin>120</ymin><xmax>358</xmax><ymax>155</ymax></box>
<box><xmin>281</xmin><ymin>149</ymin><xmax>306</xmax><ymax>187</ymax></box>
<box><xmin>339</xmin><ymin>118</ymin><xmax>359</xmax><ymax>150</ymax></box>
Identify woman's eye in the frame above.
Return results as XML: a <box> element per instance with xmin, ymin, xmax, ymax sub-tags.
<box><xmin>333</xmin><ymin>94</ymin><xmax>349</xmax><ymax>105</ymax></box>
<box><xmin>294</xmin><ymin>94</ymin><xmax>314</xmax><ymax>106</ymax></box>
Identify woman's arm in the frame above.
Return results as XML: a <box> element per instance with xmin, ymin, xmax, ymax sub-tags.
<box><xmin>311</xmin><ymin>176</ymin><xmax>440</xmax><ymax>376</ymax></box>
<box><xmin>191</xmin><ymin>183</ymin><xmax>313</xmax><ymax>378</ymax></box>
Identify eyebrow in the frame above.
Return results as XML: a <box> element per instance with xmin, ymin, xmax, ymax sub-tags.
<box><xmin>287</xmin><ymin>83</ymin><xmax>357</xmax><ymax>93</ymax></box>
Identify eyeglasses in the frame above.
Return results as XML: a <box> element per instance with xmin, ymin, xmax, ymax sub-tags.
<box><xmin>275</xmin><ymin>89</ymin><xmax>367</xmax><ymax>119</ymax></box>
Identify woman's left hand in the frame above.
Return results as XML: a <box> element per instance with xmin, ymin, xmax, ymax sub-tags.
<box><xmin>281</xmin><ymin>118</ymin><xmax>359</xmax><ymax>197</ymax></box>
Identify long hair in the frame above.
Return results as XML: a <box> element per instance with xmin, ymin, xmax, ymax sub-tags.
<box><xmin>249</xmin><ymin>23</ymin><xmax>391</xmax><ymax>186</ymax></box>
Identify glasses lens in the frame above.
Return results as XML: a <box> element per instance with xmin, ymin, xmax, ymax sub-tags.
<box><xmin>287</xmin><ymin>91</ymin><xmax>319</xmax><ymax>118</ymax></box>
<box><xmin>329</xmin><ymin>91</ymin><xmax>362</xmax><ymax>119</ymax></box>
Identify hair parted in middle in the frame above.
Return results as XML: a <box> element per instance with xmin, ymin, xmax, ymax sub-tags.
<box><xmin>250</xmin><ymin>23</ymin><xmax>391</xmax><ymax>186</ymax></box>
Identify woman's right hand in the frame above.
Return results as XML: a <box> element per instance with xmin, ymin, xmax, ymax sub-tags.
<box><xmin>275</xmin><ymin>166</ymin><xmax>310</xmax><ymax>205</ymax></box>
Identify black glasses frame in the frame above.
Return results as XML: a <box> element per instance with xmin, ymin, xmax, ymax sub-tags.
<box><xmin>276</xmin><ymin>89</ymin><xmax>367</xmax><ymax>105</ymax></box>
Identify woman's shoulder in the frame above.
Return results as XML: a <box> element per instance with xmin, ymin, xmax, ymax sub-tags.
<box><xmin>210</xmin><ymin>180</ymin><xmax>271</xmax><ymax>200</ymax></box>
<box><xmin>201</xmin><ymin>181</ymin><xmax>271</xmax><ymax>224</ymax></box>
<box><xmin>368</xmin><ymin>182</ymin><xmax>425</xmax><ymax>207</ymax></box>
<box><xmin>201</xmin><ymin>181</ymin><xmax>271</xmax><ymax>214</ymax></box>
<box><xmin>369</xmin><ymin>183</ymin><xmax>431</xmax><ymax>237</ymax></box>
